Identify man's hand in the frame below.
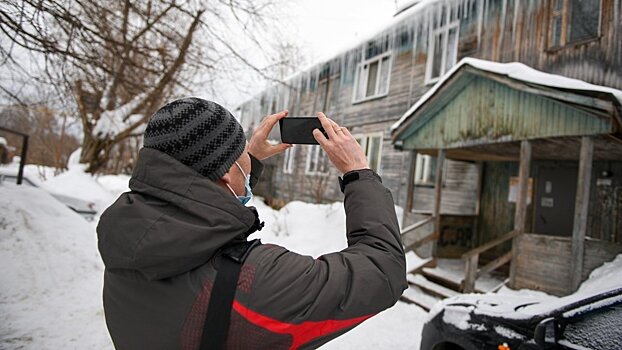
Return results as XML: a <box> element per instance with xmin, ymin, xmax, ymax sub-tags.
<box><xmin>312</xmin><ymin>112</ymin><xmax>369</xmax><ymax>174</ymax></box>
<box><xmin>248</xmin><ymin>110</ymin><xmax>292</xmax><ymax>160</ymax></box>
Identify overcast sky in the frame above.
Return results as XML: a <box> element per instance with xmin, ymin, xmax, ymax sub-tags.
<box><xmin>289</xmin><ymin>0</ymin><xmax>398</xmax><ymax>62</ymax></box>
<box><xmin>217</xmin><ymin>0</ymin><xmax>401</xmax><ymax>108</ymax></box>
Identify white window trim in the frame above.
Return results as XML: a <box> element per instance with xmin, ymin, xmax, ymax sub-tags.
<box><xmin>352</xmin><ymin>52</ymin><xmax>393</xmax><ymax>104</ymax></box>
<box><xmin>305</xmin><ymin>145</ymin><xmax>329</xmax><ymax>176</ymax></box>
<box><xmin>283</xmin><ymin>147</ymin><xmax>295</xmax><ymax>174</ymax></box>
<box><xmin>354</xmin><ymin>132</ymin><xmax>384</xmax><ymax>173</ymax></box>
<box><xmin>414</xmin><ymin>153</ymin><xmax>434</xmax><ymax>185</ymax></box>
<box><xmin>425</xmin><ymin>20</ymin><xmax>460</xmax><ymax>85</ymax></box>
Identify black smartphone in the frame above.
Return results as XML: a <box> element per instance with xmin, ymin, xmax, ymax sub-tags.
<box><xmin>279</xmin><ymin>117</ymin><xmax>327</xmax><ymax>145</ymax></box>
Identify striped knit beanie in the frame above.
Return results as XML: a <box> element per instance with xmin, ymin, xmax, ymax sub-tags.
<box><xmin>143</xmin><ymin>97</ymin><xmax>246</xmax><ymax>181</ymax></box>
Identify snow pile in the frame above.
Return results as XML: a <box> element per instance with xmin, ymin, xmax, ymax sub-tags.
<box><xmin>0</xmin><ymin>136</ymin><xmax>7</xmax><ymax>146</ymax></box>
<box><xmin>576</xmin><ymin>254</ymin><xmax>622</xmax><ymax>295</ymax></box>
<box><xmin>0</xmin><ymin>184</ymin><xmax>113</xmax><ymax>349</ymax></box>
<box><xmin>0</xmin><ymin>149</ymin><xmax>129</xmax><ymax>214</ymax></box>
<box><xmin>250</xmin><ymin>199</ymin><xmax>347</xmax><ymax>257</ymax></box>
<box><xmin>0</xmin><ymin>162</ymin><xmax>57</xmax><ymax>187</ymax></box>
<box><xmin>41</xmin><ymin>169</ymin><xmax>116</xmax><ymax>214</ymax></box>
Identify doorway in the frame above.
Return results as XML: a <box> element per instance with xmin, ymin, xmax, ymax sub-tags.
<box><xmin>534</xmin><ymin>165</ymin><xmax>578</xmax><ymax>236</ymax></box>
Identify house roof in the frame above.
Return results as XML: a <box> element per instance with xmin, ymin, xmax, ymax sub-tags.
<box><xmin>391</xmin><ymin>57</ymin><xmax>622</xmax><ymax>135</ymax></box>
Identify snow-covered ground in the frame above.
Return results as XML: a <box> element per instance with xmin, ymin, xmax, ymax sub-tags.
<box><xmin>1</xmin><ymin>161</ymin><xmax>621</xmax><ymax>349</ymax></box>
<box><xmin>0</xmin><ymin>162</ymin><xmax>424</xmax><ymax>349</ymax></box>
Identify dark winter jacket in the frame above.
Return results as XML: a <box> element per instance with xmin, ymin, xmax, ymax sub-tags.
<box><xmin>97</xmin><ymin>147</ymin><xmax>407</xmax><ymax>350</ymax></box>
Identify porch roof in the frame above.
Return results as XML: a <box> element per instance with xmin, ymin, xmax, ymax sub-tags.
<box><xmin>391</xmin><ymin>58</ymin><xmax>622</xmax><ymax>160</ymax></box>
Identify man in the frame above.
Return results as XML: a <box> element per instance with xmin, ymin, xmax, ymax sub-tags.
<box><xmin>97</xmin><ymin>97</ymin><xmax>407</xmax><ymax>349</ymax></box>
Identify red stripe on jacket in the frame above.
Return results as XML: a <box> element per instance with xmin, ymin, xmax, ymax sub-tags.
<box><xmin>232</xmin><ymin>300</ymin><xmax>373</xmax><ymax>349</ymax></box>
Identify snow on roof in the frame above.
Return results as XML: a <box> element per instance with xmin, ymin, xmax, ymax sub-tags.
<box><xmin>391</xmin><ymin>57</ymin><xmax>622</xmax><ymax>132</ymax></box>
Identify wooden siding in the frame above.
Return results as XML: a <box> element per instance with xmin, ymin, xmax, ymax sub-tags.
<box><xmin>477</xmin><ymin>161</ymin><xmax>520</xmax><ymax>251</ymax></box>
<box><xmin>587</xmin><ymin>161</ymin><xmax>622</xmax><ymax>244</ymax></box>
<box><xmin>514</xmin><ymin>233</ymin><xmax>622</xmax><ymax>295</ymax></box>
<box><xmin>402</xmin><ymin>75</ymin><xmax>614</xmax><ymax>150</ymax></box>
<box><xmin>412</xmin><ymin>159</ymin><xmax>480</xmax><ymax>215</ymax></box>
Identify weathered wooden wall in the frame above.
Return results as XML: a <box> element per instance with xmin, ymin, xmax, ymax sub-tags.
<box><xmin>412</xmin><ymin>159</ymin><xmax>480</xmax><ymax>215</ymax></box>
<box><xmin>514</xmin><ymin>233</ymin><xmax>622</xmax><ymax>296</ymax></box>
<box><xmin>241</xmin><ymin>0</ymin><xmax>622</xmax><ymax>215</ymax></box>
<box><xmin>477</xmin><ymin>161</ymin><xmax>519</xmax><ymax>250</ymax></box>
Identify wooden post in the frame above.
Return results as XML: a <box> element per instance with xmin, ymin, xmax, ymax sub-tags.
<box><xmin>570</xmin><ymin>136</ymin><xmax>594</xmax><ymax>291</ymax></box>
<box><xmin>432</xmin><ymin>149</ymin><xmax>446</xmax><ymax>259</ymax></box>
<box><xmin>509</xmin><ymin>140</ymin><xmax>531</xmax><ymax>288</ymax></box>
<box><xmin>463</xmin><ymin>254</ymin><xmax>479</xmax><ymax>293</ymax></box>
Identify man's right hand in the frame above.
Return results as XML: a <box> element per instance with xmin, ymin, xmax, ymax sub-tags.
<box><xmin>312</xmin><ymin>112</ymin><xmax>369</xmax><ymax>174</ymax></box>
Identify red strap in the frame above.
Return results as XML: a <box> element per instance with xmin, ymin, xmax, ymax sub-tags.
<box><xmin>233</xmin><ymin>300</ymin><xmax>373</xmax><ymax>349</ymax></box>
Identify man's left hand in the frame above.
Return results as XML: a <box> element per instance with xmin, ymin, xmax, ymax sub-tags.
<box><xmin>248</xmin><ymin>110</ymin><xmax>292</xmax><ymax>160</ymax></box>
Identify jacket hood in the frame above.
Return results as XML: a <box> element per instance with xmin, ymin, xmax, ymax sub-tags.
<box><xmin>97</xmin><ymin>148</ymin><xmax>257</xmax><ymax>280</ymax></box>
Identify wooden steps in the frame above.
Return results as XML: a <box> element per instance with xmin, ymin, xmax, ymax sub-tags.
<box><xmin>401</xmin><ymin>257</ymin><xmax>509</xmax><ymax>311</ymax></box>
<box><xmin>407</xmin><ymin>274</ymin><xmax>460</xmax><ymax>299</ymax></box>
<box><xmin>400</xmin><ymin>284</ymin><xmax>442</xmax><ymax>311</ymax></box>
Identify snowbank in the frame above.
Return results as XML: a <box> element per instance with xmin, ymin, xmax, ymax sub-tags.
<box><xmin>0</xmin><ymin>183</ymin><xmax>113</xmax><ymax>349</ymax></box>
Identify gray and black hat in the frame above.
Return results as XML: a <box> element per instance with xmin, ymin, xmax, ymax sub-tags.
<box><xmin>143</xmin><ymin>97</ymin><xmax>246</xmax><ymax>181</ymax></box>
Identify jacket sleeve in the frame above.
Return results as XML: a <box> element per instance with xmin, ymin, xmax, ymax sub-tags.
<box><xmin>248</xmin><ymin>170</ymin><xmax>407</xmax><ymax>325</ymax></box>
<box><xmin>249</xmin><ymin>153</ymin><xmax>263</xmax><ymax>189</ymax></box>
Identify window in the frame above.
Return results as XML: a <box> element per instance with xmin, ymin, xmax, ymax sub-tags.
<box><xmin>305</xmin><ymin>145</ymin><xmax>329</xmax><ymax>175</ymax></box>
<box><xmin>550</xmin><ymin>0</ymin><xmax>601</xmax><ymax>48</ymax></box>
<box><xmin>354</xmin><ymin>133</ymin><xmax>383</xmax><ymax>173</ymax></box>
<box><xmin>315</xmin><ymin>79</ymin><xmax>329</xmax><ymax>112</ymax></box>
<box><xmin>353</xmin><ymin>52</ymin><xmax>392</xmax><ymax>103</ymax></box>
<box><xmin>426</xmin><ymin>21</ymin><xmax>459</xmax><ymax>84</ymax></box>
<box><xmin>414</xmin><ymin>153</ymin><xmax>437</xmax><ymax>184</ymax></box>
<box><xmin>283</xmin><ymin>147</ymin><xmax>295</xmax><ymax>174</ymax></box>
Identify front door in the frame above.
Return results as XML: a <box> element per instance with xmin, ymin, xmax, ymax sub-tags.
<box><xmin>534</xmin><ymin>165</ymin><xmax>578</xmax><ymax>236</ymax></box>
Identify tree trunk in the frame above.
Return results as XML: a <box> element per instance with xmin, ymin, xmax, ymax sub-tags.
<box><xmin>80</xmin><ymin>133</ymin><xmax>114</xmax><ymax>174</ymax></box>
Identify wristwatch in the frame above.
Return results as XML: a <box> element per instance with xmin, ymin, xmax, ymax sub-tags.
<box><xmin>339</xmin><ymin>169</ymin><xmax>382</xmax><ymax>193</ymax></box>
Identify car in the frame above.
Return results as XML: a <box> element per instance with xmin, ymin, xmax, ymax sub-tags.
<box><xmin>420</xmin><ymin>286</ymin><xmax>622</xmax><ymax>350</ymax></box>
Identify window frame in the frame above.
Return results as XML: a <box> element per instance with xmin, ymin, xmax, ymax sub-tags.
<box><xmin>548</xmin><ymin>0</ymin><xmax>602</xmax><ymax>49</ymax></box>
<box><xmin>354</xmin><ymin>132</ymin><xmax>384</xmax><ymax>174</ymax></box>
<box><xmin>425</xmin><ymin>20</ymin><xmax>460</xmax><ymax>85</ymax></box>
<box><xmin>352</xmin><ymin>52</ymin><xmax>393</xmax><ymax>104</ymax></box>
<box><xmin>282</xmin><ymin>146</ymin><xmax>296</xmax><ymax>174</ymax></box>
<box><xmin>305</xmin><ymin>145</ymin><xmax>329</xmax><ymax>176</ymax></box>
<box><xmin>414</xmin><ymin>153</ymin><xmax>436</xmax><ymax>185</ymax></box>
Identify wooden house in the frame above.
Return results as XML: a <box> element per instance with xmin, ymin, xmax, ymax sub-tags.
<box><xmin>236</xmin><ymin>0</ymin><xmax>622</xmax><ymax>302</ymax></box>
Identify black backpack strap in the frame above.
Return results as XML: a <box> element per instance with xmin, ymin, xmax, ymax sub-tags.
<box><xmin>199</xmin><ymin>239</ymin><xmax>261</xmax><ymax>350</ymax></box>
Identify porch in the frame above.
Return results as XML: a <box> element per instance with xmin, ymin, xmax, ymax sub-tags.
<box><xmin>392</xmin><ymin>59</ymin><xmax>622</xmax><ymax>307</ymax></box>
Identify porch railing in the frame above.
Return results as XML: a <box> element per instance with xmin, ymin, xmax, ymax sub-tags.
<box><xmin>401</xmin><ymin>216</ymin><xmax>437</xmax><ymax>252</ymax></box>
<box><xmin>461</xmin><ymin>229</ymin><xmax>520</xmax><ymax>293</ymax></box>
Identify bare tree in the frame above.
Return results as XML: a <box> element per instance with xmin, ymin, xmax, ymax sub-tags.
<box><xmin>0</xmin><ymin>104</ymin><xmax>80</xmax><ymax>170</ymax></box>
<box><xmin>0</xmin><ymin>0</ymin><xmax>292</xmax><ymax>173</ymax></box>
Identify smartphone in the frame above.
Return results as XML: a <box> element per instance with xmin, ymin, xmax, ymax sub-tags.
<box><xmin>279</xmin><ymin>117</ymin><xmax>327</xmax><ymax>145</ymax></box>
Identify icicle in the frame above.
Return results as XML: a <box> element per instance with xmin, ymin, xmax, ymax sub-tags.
<box><xmin>512</xmin><ymin>0</ymin><xmax>520</xmax><ymax>46</ymax></box>
<box><xmin>498</xmin><ymin>0</ymin><xmax>507</xmax><ymax>53</ymax></box>
<box><xmin>477</xmin><ymin>0</ymin><xmax>485</xmax><ymax>50</ymax></box>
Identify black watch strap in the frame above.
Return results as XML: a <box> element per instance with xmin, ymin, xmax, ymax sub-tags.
<box><xmin>339</xmin><ymin>169</ymin><xmax>381</xmax><ymax>193</ymax></box>
<box><xmin>339</xmin><ymin>171</ymin><xmax>359</xmax><ymax>193</ymax></box>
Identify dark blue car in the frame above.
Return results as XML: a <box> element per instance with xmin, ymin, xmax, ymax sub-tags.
<box><xmin>420</xmin><ymin>286</ymin><xmax>622</xmax><ymax>350</ymax></box>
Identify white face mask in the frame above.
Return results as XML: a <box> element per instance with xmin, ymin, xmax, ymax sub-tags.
<box><xmin>226</xmin><ymin>161</ymin><xmax>252</xmax><ymax>205</ymax></box>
